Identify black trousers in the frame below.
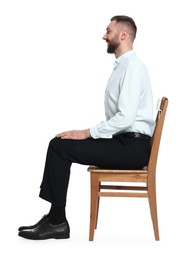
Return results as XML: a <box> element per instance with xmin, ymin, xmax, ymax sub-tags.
<box><xmin>39</xmin><ymin>133</ymin><xmax>151</xmax><ymax>206</ymax></box>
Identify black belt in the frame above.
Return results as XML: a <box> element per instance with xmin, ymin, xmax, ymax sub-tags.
<box><xmin>123</xmin><ymin>132</ymin><xmax>151</xmax><ymax>142</ymax></box>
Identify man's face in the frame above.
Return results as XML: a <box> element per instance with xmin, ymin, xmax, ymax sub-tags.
<box><xmin>103</xmin><ymin>21</ymin><xmax>120</xmax><ymax>54</ymax></box>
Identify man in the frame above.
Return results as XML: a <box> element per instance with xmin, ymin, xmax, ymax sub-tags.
<box><xmin>18</xmin><ymin>15</ymin><xmax>155</xmax><ymax>240</ymax></box>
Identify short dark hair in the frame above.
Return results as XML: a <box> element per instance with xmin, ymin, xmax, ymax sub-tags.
<box><xmin>111</xmin><ymin>15</ymin><xmax>137</xmax><ymax>41</ymax></box>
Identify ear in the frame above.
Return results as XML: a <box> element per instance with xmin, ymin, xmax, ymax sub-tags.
<box><xmin>120</xmin><ymin>31</ymin><xmax>128</xmax><ymax>41</ymax></box>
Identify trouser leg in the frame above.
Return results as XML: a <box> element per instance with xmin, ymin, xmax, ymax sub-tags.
<box><xmin>39</xmin><ymin>135</ymin><xmax>150</xmax><ymax>206</ymax></box>
<box><xmin>39</xmin><ymin>137</ymin><xmax>72</xmax><ymax>206</ymax></box>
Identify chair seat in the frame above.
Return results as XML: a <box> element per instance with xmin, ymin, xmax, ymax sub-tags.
<box><xmin>87</xmin><ymin>166</ymin><xmax>148</xmax><ymax>182</ymax></box>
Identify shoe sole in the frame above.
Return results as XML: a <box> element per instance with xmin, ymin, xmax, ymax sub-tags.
<box><xmin>53</xmin><ymin>234</ymin><xmax>70</xmax><ymax>239</ymax></box>
<box><xmin>18</xmin><ymin>233</ymin><xmax>70</xmax><ymax>240</ymax></box>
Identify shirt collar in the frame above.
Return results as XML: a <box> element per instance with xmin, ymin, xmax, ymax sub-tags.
<box><xmin>113</xmin><ymin>50</ymin><xmax>135</xmax><ymax>69</ymax></box>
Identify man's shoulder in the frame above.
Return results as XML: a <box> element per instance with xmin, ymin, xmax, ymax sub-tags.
<box><xmin>123</xmin><ymin>55</ymin><xmax>147</xmax><ymax>71</ymax></box>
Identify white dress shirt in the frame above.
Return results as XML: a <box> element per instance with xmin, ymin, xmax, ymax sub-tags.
<box><xmin>90</xmin><ymin>50</ymin><xmax>155</xmax><ymax>139</ymax></box>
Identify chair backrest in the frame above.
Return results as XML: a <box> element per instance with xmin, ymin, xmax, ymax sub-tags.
<box><xmin>147</xmin><ymin>97</ymin><xmax>168</xmax><ymax>175</ymax></box>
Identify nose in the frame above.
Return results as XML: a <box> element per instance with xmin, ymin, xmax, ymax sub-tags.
<box><xmin>102</xmin><ymin>33</ymin><xmax>107</xmax><ymax>40</ymax></box>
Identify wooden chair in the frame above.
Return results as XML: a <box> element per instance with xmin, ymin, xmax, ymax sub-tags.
<box><xmin>87</xmin><ymin>97</ymin><xmax>168</xmax><ymax>241</ymax></box>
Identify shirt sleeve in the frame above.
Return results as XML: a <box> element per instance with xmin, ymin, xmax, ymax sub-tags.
<box><xmin>90</xmin><ymin>61</ymin><xmax>144</xmax><ymax>139</ymax></box>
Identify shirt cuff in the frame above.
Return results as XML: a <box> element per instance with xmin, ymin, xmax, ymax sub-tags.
<box><xmin>89</xmin><ymin>124</ymin><xmax>112</xmax><ymax>139</ymax></box>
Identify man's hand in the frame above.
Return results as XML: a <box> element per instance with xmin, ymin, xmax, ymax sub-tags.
<box><xmin>56</xmin><ymin>129</ymin><xmax>91</xmax><ymax>140</ymax></box>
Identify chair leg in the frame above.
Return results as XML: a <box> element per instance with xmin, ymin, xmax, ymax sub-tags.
<box><xmin>89</xmin><ymin>173</ymin><xmax>100</xmax><ymax>241</ymax></box>
<box><xmin>148</xmin><ymin>182</ymin><xmax>160</xmax><ymax>241</ymax></box>
<box><xmin>95</xmin><ymin>184</ymin><xmax>101</xmax><ymax>229</ymax></box>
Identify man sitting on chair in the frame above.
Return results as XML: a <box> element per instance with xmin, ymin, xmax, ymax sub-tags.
<box><xmin>18</xmin><ymin>15</ymin><xmax>155</xmax><ymax>240</ymax></box>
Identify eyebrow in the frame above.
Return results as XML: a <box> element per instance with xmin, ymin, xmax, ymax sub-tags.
<box><xmin>106</xmin><ymin>27</ymin><xmax>111</xmax><ymax>32</ymax></box>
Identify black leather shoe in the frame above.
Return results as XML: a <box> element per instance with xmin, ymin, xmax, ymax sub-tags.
<box><xmin>18</xmin><ymin>215</ymin><xmax>48</xmax><ymax>231</ymax></box>
<box><xmin>18</xmin><ymin>218</ymin><xmax>70</xmax><ymax>240</ymax></box>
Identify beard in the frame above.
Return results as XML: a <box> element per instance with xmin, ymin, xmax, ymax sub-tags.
<box><xmin>107</xmin><ymin>39</ymin><xmax>120</xmax><ymax>53</ymax></box>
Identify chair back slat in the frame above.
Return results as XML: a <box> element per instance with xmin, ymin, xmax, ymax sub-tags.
<box><xmin>148</xmin><ymin>97</ymin><xmax>168</xmax><ymax>174</ymax></box>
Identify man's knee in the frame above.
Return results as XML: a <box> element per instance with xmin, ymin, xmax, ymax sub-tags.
<box><xmin>48</xmin><ymin>137</ymin><xmax>61</xmax><ymax>150</ymax></box>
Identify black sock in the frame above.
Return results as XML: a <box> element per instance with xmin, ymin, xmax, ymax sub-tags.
<box><xmin>48</xmin><ymin>204</ymin><xmax>66</xmax><ymax>225</ymax></box>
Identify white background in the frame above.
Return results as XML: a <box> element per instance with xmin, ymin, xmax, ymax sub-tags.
<box><xmin>0</xmin><ymin>0</ymin><xmax>192</xmax><ymax>259</ymax></box>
